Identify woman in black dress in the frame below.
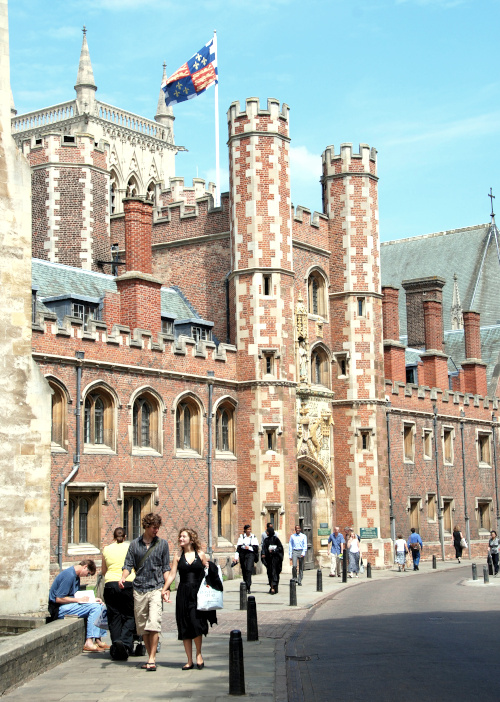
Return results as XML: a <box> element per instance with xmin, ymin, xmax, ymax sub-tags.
<box><xmin>162</xmin><ymin>528</ymin><xmax>211</xmax><ymax>670</ymax></box>
<box><xmin>452</xmin><ymin>525</ymin><xmax>463</xmax><ymax>563</ymax></box>
<box><xmin>262</xmin><ymin>526</ymin><xmax>284</xmax><ymax>594</ymax></box>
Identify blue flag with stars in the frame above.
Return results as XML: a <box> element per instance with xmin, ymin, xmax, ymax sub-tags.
<box><xmin>162</xmin><ymin>38</ymin><xmax>218</xmax><ymax>107</ymax></box>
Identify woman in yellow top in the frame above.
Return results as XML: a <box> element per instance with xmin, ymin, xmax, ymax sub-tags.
<box><xmin>102</xmin><ymin>527</ymin><xmax>135</xmax><ymax>660</ymax></box>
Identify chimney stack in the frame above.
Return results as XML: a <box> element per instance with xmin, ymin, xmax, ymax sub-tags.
<box><xmin>382</xmin><ymin>286</ymin><xmax>406</xmax><ymax>384</ymax></box>
<box><xmin>115</xmin><ymin>198</ymin><xmax>162</xmax><ymax>335</ymax></box>
<box><xmin>402</xmin><ymin>276</ymin><xmax>446</xmax><ymax>348</ymax></box>
<box><xmin>461</xmin><ymin>310</ymin><xmax>487</xmax><ymax>396</ymax></box>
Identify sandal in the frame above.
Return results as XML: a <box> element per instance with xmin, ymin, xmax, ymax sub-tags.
<box><xmin>146</xmin><ymin>663</ymin><xmax>157</xmax><ymax>671</ymax></box>
<box><xmin>83</xmin><ymin>644</ymin><xmax>102</xmax><ymax>652</ymax></box>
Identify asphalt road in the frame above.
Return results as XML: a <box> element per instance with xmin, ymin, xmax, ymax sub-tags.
<box><xmin>286</xmin><ymin>566</ymin><xmax>500</xmax><ymax>702</ymax></box>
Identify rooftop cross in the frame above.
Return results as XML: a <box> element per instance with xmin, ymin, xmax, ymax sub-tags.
<box><xmin>82</xmin><ymin>25</ymin><xmax>86</xmax><ymax>36</ymax></box>
<box><xmin>489</xmin><ymin>187</ymin><xmax>495</xmax><ymax>218</ymax></box>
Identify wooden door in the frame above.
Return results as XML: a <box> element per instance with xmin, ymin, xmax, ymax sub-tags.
<box><xmin>298</xmin><ymin>477</ymin><xmax>314</xmax><ymax>569</ymax></box>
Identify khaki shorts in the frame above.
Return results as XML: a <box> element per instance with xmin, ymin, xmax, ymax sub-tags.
<box><xmin>133</xmin><ymin>589</ymin><xmax>163</xmax><ymax>635</ymax></box>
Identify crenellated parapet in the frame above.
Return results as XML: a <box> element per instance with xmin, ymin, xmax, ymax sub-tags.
<box><xmin>322</xmin><ymin>142</ymin><xmax>378</xmax><ymax>180</ymax></box>
<box><xmin>385</xmin><ymin>378</ymin><xmax>499</xmax><ymax>414</ymax></box>
<box><xmin>227</xmin><ymin>97</ymin><xmax>290</xmax><ymax>139</ymax></box>
<box><xmin>160</xmin><ymin>176</ymin><xmax>217</xmax><ymax>207</ymax></box>
<box><xmin>32</xmin><ymin>312</ymin><xmax>237</xmax><ymax>378</ymax></box>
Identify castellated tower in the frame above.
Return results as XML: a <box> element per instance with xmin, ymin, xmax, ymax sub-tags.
<box><xmin>322</xmin><ymin>143</ymin><xmax>391</xmax><ymax>566</ymax></box>
<box><xmin>227</xmin><ymin>98</ymin><xmax>298</xmax><ymax>537</ymax></box>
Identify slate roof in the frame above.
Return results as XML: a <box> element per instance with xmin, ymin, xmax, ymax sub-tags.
<box><xmin>32</xmin><ymin>259</ymin><xmax>199</xmax><ymax>322</ymax></box>
<box><xmin>381</xmin><ymin>223</ymin><xmax>500</xmax><ymax>334</ymax></box>
<box><xmin>402</xmin><ymin>326</ymin><xmax>500</xmax><ymax>394</ymax></box>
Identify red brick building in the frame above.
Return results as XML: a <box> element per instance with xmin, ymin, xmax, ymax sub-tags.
<box><xmin>13</xmin><ymin>33</ymin><xmax>500</xmax><ymax>573</ymax></box>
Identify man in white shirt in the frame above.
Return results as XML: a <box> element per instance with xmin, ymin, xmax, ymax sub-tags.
<box><xmin>288</xmin><ymin>524</ymin><xmax>308</xmax><ymax>585</ymax></box>
<box><xmin>235</xmin><ymin>524</ymin><xmax>259</xmax><ymax>593</ymax></box>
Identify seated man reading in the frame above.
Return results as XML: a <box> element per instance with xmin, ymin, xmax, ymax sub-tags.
<box><xmin>48</xmin><ymin>558</ymin><xmax>108</xmax><ymax>652</ymax></box>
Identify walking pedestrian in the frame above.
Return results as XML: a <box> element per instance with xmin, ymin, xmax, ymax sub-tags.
<box><xmin>289</xmin><ymin>524</ymin><xmax>307</xmax><ymax>585</ymax></box>
<box><xmin>162</xmin><ymin>528</ymin><xmax>218</xmax><ymax>670</ymax></box>
<box><xmin>262</xmin><ymin>526</ymin><xmax>284</xmax><ymax>594</ymax></box>
<box><xmin>451</xmin><ymin>525</ymin><xmax>464</xmax><ymax>563</ymax></box>
<box><xmin>102</xmin><ymin>527</ymin><xmax>136</xmax><ymax>660</ymax></box>
<box><xmin>327</xmin><ymin>526</ymin><xmax>345</xmax><ymax>577</ymax></box>
<box><xmin>407</xmin><ymin>527</ymin><xmax>423</xmax><ymax>571</ymax></box>
<box><xmin>235</xmin><ymin>525</ymin><xmax>259</xmax><ymax>593</ymax></box>
<box><xmin>119</xmin><ymin>513</ymin><xmax>171</xmax><ymax>671</ymax></box>
<box><xmin>394</xmin><ymin>533</ymin><xmax>408</xmax><ymax>572</ymax></box>
<box><xmin>347</xmin><ymin>528</ymin><xmax>360</xmax><ymax>578</ymax></box>
<box><xmin>488</xmin><ymin>530</ymin><xmax>499</xmax><ymax>576</ymax></box>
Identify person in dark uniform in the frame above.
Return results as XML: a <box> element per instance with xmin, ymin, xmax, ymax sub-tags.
<box><xmin>235</xmin><ymin>524</ymin><xmax>259</xmax><ymax>593</ymax></box>
<box><xmin>262</xmin><ymin>526</ymin><xmax>284</xmax><ymax>594</ymax></box>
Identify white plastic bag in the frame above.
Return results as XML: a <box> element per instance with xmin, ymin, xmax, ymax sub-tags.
<box><xmin>94</xmin><ymin>606</ymin><xmax>109</xmax><ymax>630</ymax></box>
<box><xmin>197</xmin><ymin>565</ymin><xmax>223</xmax><ymax>611</ymax></box>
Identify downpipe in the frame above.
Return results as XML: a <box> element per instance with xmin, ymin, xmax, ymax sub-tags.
<box><xmin>57</xmin><ymin>351</ymin><xmax>84</xmax><ymax>570</ymax></box>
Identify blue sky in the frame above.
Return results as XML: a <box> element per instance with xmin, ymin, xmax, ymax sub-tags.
<box><xmin>8</xmin><ymin>0</ymin><xmax>500</xmax><ymax>241</ymax></box>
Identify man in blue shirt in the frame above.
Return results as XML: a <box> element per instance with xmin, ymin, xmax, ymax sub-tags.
<box><xmin>327</xmin><ymin>526</ymin><xmax>345</xmax><ymax>577</ymax></box>
<box><xmin>288</xmin><ymin>524</ymin><xmax>308</xmax><ymax>585</ymax></box>
<box><xmin>48</xmin><ymin>559</ymin><xmax>107</xmax><ymax>652</ymax></box>
<box><xmin>407</xmin><ymin>528</ymin><xmax>423</xmax><ymax>571</ymax></box>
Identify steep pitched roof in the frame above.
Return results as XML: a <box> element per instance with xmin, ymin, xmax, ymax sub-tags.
<box><xmin>32</xmin><ymin>259</ymin><xmax>198</xmax><ymax>322</ymax></box>
<box><xmin>381</xmin><ymin>223</ymin><xmax>500</xmax><ymax>334</ymax></box>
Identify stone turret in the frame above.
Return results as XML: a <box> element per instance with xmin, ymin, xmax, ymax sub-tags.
<box><xmin>322</xmin><ymin>141</ymin><xmax>390</xmax><ymax>566</ymax></box>
<box><xmin>227</xmin><ymin>97</ymin><xmax>298</xmax><ymax>537</ymax></box>
<box><xmin>74</xmin><ymin>26</ymin><xmax>97</xmax><ymax>115</ymax></box>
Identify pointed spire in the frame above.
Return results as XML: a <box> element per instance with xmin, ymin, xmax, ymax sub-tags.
<box><xmin>75</xmin><ymin>26</ymin><xmax>97</xmax><ymax>113</ymax></box>
<box><xmin>155</xmin><ymin>62</ymin><xmax>174</xmax><ymax>125</ymax></box>
<box><xmin>451</xmin><ymin>272</ymin><xmax>464</xmax><ymax>330</ymax></box>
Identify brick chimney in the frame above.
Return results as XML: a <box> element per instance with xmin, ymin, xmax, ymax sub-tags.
<box><xmin>461</xmin><ymin>310</ymin><xmax>487</xmax><ymax>396</ymax></box>
<box><xmin>419</xmin><ymin>297</ymin><xmax>449</xmax><ymax>389</ymax></box>
<box><xmin>402</xmin><ymin>276</ymin><xmax>446</xmax><ymax>348</ymax></box>
<box><xmin>115</xmin><ymin>198</ymin><xmax>162</xmax><ymax>335</ymax></box>
<box><xmin>382</xmin><ymin>285</ymin><xmax>406</xmax><ymax>383</ymax></box>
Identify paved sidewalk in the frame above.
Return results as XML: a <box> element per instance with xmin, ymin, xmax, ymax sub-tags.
<box><xmin>3</xmin><ymin>560</ymin><xmax>471</xmax><ymax>701</ymax></box>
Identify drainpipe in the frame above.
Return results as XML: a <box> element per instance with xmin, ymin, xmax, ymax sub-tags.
<box><xmin>225</xmin><ymin>273</ymin><xmax>231</xmax><ymax>345</ymax></box>
<box><xmin>492</xmin><ymin>413</ymin><xmax>500</xmax><ymax>530</ymax></box>
<box><xmin>459</xmin><ymin>409</ymin><xmax>471</xmax><ymax>559</ymax></box>
<box><xmin>57</xmin><ymin>351</ymin><xmax>84</xmax><ymax>570</ymax></box>
<box><xmin>385</xmin><ymin>402</ymin><xmax>396</xmax><ymax>543</ymax></box>
<box><xmin>207</xmin><ymin>371</ymin><xmax>215</xmax><ymax>559</ymax></box>
<box><xmin>433</xmin><ymin>404</ymin><xmax>445</xmax><ymax>561</ymax></box>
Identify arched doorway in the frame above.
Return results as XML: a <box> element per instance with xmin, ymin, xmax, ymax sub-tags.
<box><xmin>298</xmin><ymin>477</ymin><xmax>314</xmax><ymax>569</ymax></box>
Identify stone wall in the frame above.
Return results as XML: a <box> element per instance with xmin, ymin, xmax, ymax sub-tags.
<box><xmin>0</xmin><ymin>0</ymin><xmax>52</xmax><ymax>615</ymax></box>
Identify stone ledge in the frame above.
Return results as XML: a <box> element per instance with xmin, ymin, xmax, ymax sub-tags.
<box><xmin>0</xmin><ymin>617</ymin><xmax>84</xmax><ymax>696</ymax></box>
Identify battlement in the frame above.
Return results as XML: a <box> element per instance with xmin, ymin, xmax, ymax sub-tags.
<box><xmin>22</xmin><ymin>131</ymin><xmax>106</xmax><ymax>169</ymax></box>
<box><xmin>385</xmin><ymin>378</ymin><xmax>499</xmax><ymax>413</ymax></box>
<box><xmin>292</xmin><ymin>205</ymin><xmax>330</xmax><ymax>252</ymax></box>
<box><xmin>322</xmin><ymin>142</ymin><xmax>377</xmax><ymax>178</ymax></box>
<box><xmin>160</xmin><ymin>176</ymin><xmax>217</xmax><ymax>208</ymax></box>
<box><xmin>227</xmin><ymin>97</ymin><xmax>290</xmax><ymax>139</ymax></box>
<box><xmin>32</xmin><ymin>312</ymin><xmax>237</xmax><ymax>378</ymax></box>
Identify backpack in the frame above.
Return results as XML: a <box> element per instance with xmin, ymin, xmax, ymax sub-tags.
<box><xmin>410</xmin><ymin>541</ymin><xmax>421</xmax><ymax>551</ymax></box>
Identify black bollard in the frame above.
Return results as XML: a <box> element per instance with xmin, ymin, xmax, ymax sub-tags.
<box><xmin>316</xmin><ymin>568</ymin><xmax>323</xmax><ymax>592</ymax></box>
<box><xmin>472</xmin><ymin>563</ymin><xmax>477</xmax><ymax>580</ymax></box>
<box><xmin>239</xmin><ymin>582</ymin><xmax>247</xmax><ymax>611</ymax></box>
<box><xmin>342</xmin><ymin>551</ymin><xmax>347</xmax><ymax>583</ymax></box>
<box><xmin>290</xmin><ymin>579</ymin><xmax>297</xmax><ymax>606</ymax></box>
<box><xmin>247</xmin><ymin>596</ymin><xmax>259</xmax><ymax>641</ymax></box>
<box><xmin>484</xmin><ymin>565</ymin><xmax>490</xmax><ymax>584</ymax></box>
<box><xmin>432</xmin><ymin>555</ymin><xmax>437</xmax><ymax>569</ymax></box>
<box><xmin>229</xmin><ymin>630</ymin><xmax>245</xmax><ymax>696</ymax></box>
<box><xmin>367</xmin><ymin>562</ymin><xmax>372</xmax><ymax>579</ymax></box>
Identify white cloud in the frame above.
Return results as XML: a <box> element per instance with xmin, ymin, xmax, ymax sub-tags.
<box><xmin>289</xmin><ymin>145</ymin><xmax>321</xmax><ymax>181</ymax></box>
<box><xmin>384</xmin><ymin>111</ymin><xmax>500</xmax><ymax>147</ymax></box>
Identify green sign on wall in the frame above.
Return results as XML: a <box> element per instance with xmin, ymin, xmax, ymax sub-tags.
<box><xmin>318</xmin><ymin>528</ymin><xmax>330</xmax><ymax>536</ymax></box>
<box><xmin>360</xmin><ymin>527</ymin><xmax>378</xmax><ymax>540</ymax></box>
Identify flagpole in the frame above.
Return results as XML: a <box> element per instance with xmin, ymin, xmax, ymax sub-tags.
<box><xmin>213</xmin><ymin>30</ymin><xmax>220</xmax><ymax>208</ymax></box>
